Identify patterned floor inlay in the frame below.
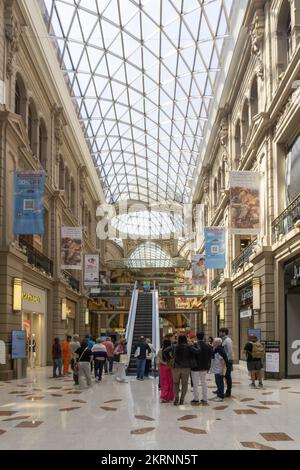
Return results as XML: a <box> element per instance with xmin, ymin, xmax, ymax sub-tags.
<box><xmin>241</xmin><ymin>441</ymin><xmax>276</xmax><ymax>450</ymax></box>
<box><xmin>25</xmin><ymin>396</ymin><xmax>45</xmax><ymax>401</ymax></box>
<box><xmin>240</xmin><ymin>398</ymin><xmax>255</xmax><ymax>402</ymax></box>
<box><xmin>288</xmin><ymin>391</ymin><xmax>300</xmax><ymax>394</ymax></box>
<box><xmin>50</xmin><ymin>394</ymin><xmax>63</xmax><ymax>397</ymax></box>
<box><xmin>100</xmin><ymin>406</ymin><xmax>117</xmax><ymax>411</ymax></box>
<box><xmin>47</xmin><ymin>387</ymin><xmax>62</xmax><ymax>390</ymax></box>
<box><xmin>232</xmin><ymin>382</ymin><xmax>241</xmax><ymax>384</ymax></box>
<box><xmin>0</xmin><ymin>430</ymin><xmax>7</xmax><ymax>435</ymax></box>
<box><xmin>104</xmin><ymin>399</ymin><xmax>122</xmax><ymax>403</ymax></box>
<box><xmin>179</xmin><ymin>427</ymin><xmax>207</xmax><ymax>434</ymax></box>
<box><xmin>260</xmin><ymin>401</ymin><xmax>281</xmax><ymax>405</ymax></box>
<box><xmin>135</xmin><ymin>415</ymin><xmax>155</xmax><ymax>421</ymax></box>
<box><xmin>213</xmin><ymin>405</ymin><xmax>228</xmax><ymax>410</ymax></box>
<box><xmin>260</xmin><ymin>432</ymin><xmax>293</xmax><ymax>441</ymax></box>
<box><xmin>247</xmin><ymin>405</ymin><xmax>270</xmax><ymax>410</ymax></box>
<box><xmin>59</xmin><ymin>407</ymin><xmax>81</xmax><ymax>412</ymax></box>
<box><xmin>262</xmin><ymin>392</ymin><xmax>274</xmax><ymax>395</ymax></box>
<box><xmin>280</xmin><ymin>387</ymin><xmax>291</xmax><ymax>390</ymax></box>
<box><xmin>67</xmin><ymin>391</ymin><xmax>82</xmax><ymax>395</ymax></box>
<box><xmin>2</xmin><ymin>416</ymin><xmax>30</xmax><ymax>422</ymax></box>
<box><xmin>130</xmin><ymin>427</ymin><xmax>155</xmax><ymax>435</ymax></box>
<box><xmin>0</xmin><ymin>411</ymin><xmax>18</xmax><ymax>416</ymax></box>
<box><xmin>15</xmin><ymin>421</ymin><xmax>43</xmax><ymax>428</ymax></box>
<box><xmin>72</xmin><ymin>399</ymin><xmax>86</xmax><ymax>403</ymax></box>
<box><xmin>233</xmin><ymin>409</ymin><xmax>257</xmax><ymax>415</ymax></box>
<box><xmin>177</xmin><ymin>415</ymin><xmax>197</xmax><ymax>421</ymax></box>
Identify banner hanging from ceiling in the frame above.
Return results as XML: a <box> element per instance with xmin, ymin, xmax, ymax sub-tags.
<box><xmin>84</xmin><ymin>254</ymin><xmax>99</xmax><ymax>286</ymax></box>
<box><xmin>229</xmin><ymin>171</ymin><xmax>261</xmax><ymax>234</ymax></box>
<box><xmin>204</xmin><ymin>226</ymin><xmax>226</xmax><ymax>269</ymax></box>
<box><xmin>13</xmin><ymin>170</ymin><xmax>45</xmax><ymax>235</ymax></box>
<box><xmin>191</xmin><ymin>254</ymin><xmax>207</xmax><ymax>286</ymax></box>
<box><xmin>61</xmin><ymin>227</ymin><xmax>82</xmax><ymax>270</ymax></box>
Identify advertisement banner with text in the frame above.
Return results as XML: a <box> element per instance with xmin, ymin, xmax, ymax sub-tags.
<box><xmin>14</xmin><ymin>171</ymin><xmax>45</xmax><ymax>234</ymax></box>
<box><xmin>61</xmin><ymin>227</ymin><xmax>83</xmax><ymax>270</ymax></box>
<box><xmin>192</xmin><ymin>254</ymin><xmax>207</xmax><ymax>287</ymax></box>
<box><xmin>84</xmin><ymin>254</ymin><xmax>99</xmax><ymax>286</ymax></box>
<box><xmin>204</xmin><ymin>226</ymin><xmax>226</xmax><ymax>269</ymax></box>
<box><xmin>229</xmin><ymin>171</ymin><xmax>261</xmax><ymax>234</ymax></box>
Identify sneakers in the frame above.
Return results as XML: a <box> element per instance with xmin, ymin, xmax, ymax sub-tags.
<box><xmin>212</xmin><ymin>397</ymin><xmax>224</xmax><ymax>402</ymax></box>
<box><xmin>190</xmin><ymin>400</ymin><xmax>200</xmax><ymax>405</ymax></box>
<box><xmin>200</xmin><ymin>400</ymin><xmax>208</xmax><ymax>405</ymax></box>
<box><xmin>225</xmin><ymin>391</ymin><xmax>231</xmax><ymax>397</ymax></box>
<box><xmin>249</xmin><ymin>382</ymin><xmax>256</xmax><ymax>388</ymax></box>
<box><xmin>173</xmin><ymin>399</ymin><xmax>179</xmax><ymax>406</ymax></box>
<box><xmin>258</xmin><ymin>382</ymin><xmax>264</xmax><ymax>388</ymax></box>
<box><xmin>212</xmin><ymin>390</ymin><xmax>218</xmax><ymax>394</ymax></box>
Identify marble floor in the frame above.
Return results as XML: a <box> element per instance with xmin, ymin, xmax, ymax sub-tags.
<box><xmin>0</xmin><ymin>366</ymin><xmax>300</xmax><ymax>450</ymax></box>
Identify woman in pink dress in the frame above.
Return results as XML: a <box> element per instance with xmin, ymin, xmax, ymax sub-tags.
<box><xmin>157</xmin><ymin>339</ymin><xmax>174</xmax><ymax>402</ymax></box>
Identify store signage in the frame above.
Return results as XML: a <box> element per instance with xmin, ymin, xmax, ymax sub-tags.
<box><xmin>239</xmin><ymin>285</ymin><xmax>253</xmax><ymax>305</ymax></box>
<box><xmin>22</xmin><ymin>282</ymin><xmax>46</xmax><ymax>314</ymax></box>
<box><xmin>265</xmin><ymin>341</ymin><xmax>280</xmax><ymax>373</ymax></box>
<box><xmin>11</xmin><ymin>330</ymin><xmax>27</xmax><ymax>359</ymax></box>
<box><xmin>287</xmin><ymin>294</ymin><xmax>300</xmax><ymax>375</ymax></box>
<box><xmin>22</xmin><ymin>292</ymin><xmax>40</xmax><ymax>304</ymax></box>
<box><xmin>240</xmin><ymin>307</ymin><xmax>252</xmax><ymax>318</ymax></box>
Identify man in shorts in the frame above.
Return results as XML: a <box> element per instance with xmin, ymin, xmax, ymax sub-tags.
<box><xmin>244</xmin><ymin>335</ymin><xmax>264</xmax><ymax>388</ymax></box>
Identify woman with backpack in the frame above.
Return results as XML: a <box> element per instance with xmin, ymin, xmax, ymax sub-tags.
<box><xmin>244</xmin><ymin>334</ymin><xmax>264</xmax><ymax>388</ymax></box>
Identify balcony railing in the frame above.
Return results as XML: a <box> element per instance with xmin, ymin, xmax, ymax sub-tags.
<box><xmin>272</xmin><ymin>193</ymin><xmax>300</xmax><ymax>243</ymax></box>
<box><xmin>231</xmin><ymin>238</ymin><xmax>257</xmax><ymax>275</ymax></box>
<box><xmin>62</xmin><ymin>270</ymin><xmax>80</xmax><ymax>291</ymax></box>
<box><xmin>19</xmin><ymin>237</ymin><xmax>54</xmax><ymax>277</ymax></box>
<box><xmin>211</xmin><ymin>273</ymin><xmax>221</xmax><ymax>290</ymax></box>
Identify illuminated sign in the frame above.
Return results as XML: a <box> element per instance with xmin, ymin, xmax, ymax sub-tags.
<box><xmin>22</xmin><ymin>292</ymin><xmax>41</xmax><ymax>304</ymax></box>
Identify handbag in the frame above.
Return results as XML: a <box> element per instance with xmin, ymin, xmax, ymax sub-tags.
<box><xmin>134</xmin><ymin>346</ymin><xmax>140</xmax><ymax>358</ymax></box>
<box><xmin>74</xmin><ymin>347</ymin><xmax>88</xmax><ymax>371</ymax></box>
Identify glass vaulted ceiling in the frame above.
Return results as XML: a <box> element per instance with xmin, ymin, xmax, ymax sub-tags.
<box><xmin>43</xmin><ymin>0</ymin><xmax>233</xmax><ymax>204</ymax></box>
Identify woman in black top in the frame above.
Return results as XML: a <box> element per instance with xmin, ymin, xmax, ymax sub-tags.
<box><xmin>75</xmin><ymin>340</ymin><xmax>93</xmax><ymax>388</ymax></box>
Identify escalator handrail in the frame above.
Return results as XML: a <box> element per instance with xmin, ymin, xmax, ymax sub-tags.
<box><xmin>152</xmin><ymin>288</ymin><xmax>160</xmax><ymax>363</ymax></box>
<box><xmin>125</xmin><ymin>281</ymin><xmax>138</xmax><ymax>360</ymax></box>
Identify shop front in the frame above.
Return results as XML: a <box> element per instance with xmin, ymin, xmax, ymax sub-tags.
<box><xmin>285</xmin><ymin>256</ymin><xmax>300</xmax><ymax>377</ymax></box>
<box><xmin>238</xmin><ymin>283</ymin><xmax>254</xmax><ymax>360</ymax></box>
<box><xmin>21</xmin><ymin>282</ymin><xmax>47</xmax><ymax>367</ymax></box>
<box><xmin>65</xmin><ymin>299</ymin><xmax>76</xmax><ymax>336</ymax></box>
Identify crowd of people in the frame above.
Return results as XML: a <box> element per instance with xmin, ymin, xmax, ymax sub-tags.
<box><xmin>51</xmin><ymin>329</ymin><xmax>265</xmax><ymax>399</ymax></box>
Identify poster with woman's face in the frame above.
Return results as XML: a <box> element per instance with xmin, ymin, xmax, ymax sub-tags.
<box><xmin>191</xmin><ymin>254</ymin><xmax>207</xmax><ymax>286</ymax></box>
<box><xmin>61</xmin><ymin>227</ymin><xmax>83</xmax><ymax>269</ymax></box>
<box><xmin>229</xmin><ymin>171</ymin><xmax>261</xmax><ymax>234</ymax></box>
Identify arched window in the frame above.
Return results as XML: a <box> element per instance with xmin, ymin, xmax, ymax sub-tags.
<box><xmin>59</xmin><ymin>156</ymin><xmax>65</xmax><ymax>190</ymax></box>
<box><xmin>241</xmin><ymin>100</ymin><xmax>249</xmax><ymax>145</ymax></box>
<box><xmin>27</xmin><ymin>99</ymin><xmax>38</xmax><ymax>154</ymax></box>
<box><xmin>277</xmin><ymin>0</ymin><xmax>293</xmax><ymax>76</ymax></box>
<box><xmin>70</xmin><ymin>178</ymin><xmax>76</xmax><ymax>213</ymax></box>
<box><xmin>15</xmin><ymin>74</ymin><xmax>26</xmax><ymax>123</ymax></box>
<box><xmin>235</xmin><ymin>120</ymin><xmax>241</xmax><ymax>167</ymax></box>
<box><xmin>250</xmin><ymin>76</ymin><xmax>259</xmax><ymax>120</ymax></box>
<box><xmin>65</xmin><ymin>167</ymin><xmax>70</xmax><ymax>206</ymax></box>
<box><xmin>38</xmin><ymin>119</ymin><xmax>47</xmax><ymax>168</ymax></box>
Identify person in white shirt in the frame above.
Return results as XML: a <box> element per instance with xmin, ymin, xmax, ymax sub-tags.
<box><xmin>219</xmin><ymin>328</ymin><xmax>233</xmax><ymax>397</ymax></box>
<box><xmin>145</xmin><ymin>338</ymin><xmax>155</xmax><ymax>378</ymax></box>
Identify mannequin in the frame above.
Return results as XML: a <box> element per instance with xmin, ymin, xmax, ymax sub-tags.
<box><xmin>29</xmin><ymin>333</ymin><xmax>36</xmax><ymax>368</ymax></box>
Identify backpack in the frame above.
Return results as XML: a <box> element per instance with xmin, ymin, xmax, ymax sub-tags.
<box><xmin>252</xmin><ymin>341</ymin><xmax>264</xmax><ymax>359</ymax></box>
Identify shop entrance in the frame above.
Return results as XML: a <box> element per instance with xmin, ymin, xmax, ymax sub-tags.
<box><xmin>238</xmin><ymin>284</ymin><xmax>254</xmax><ymax>359</ymax></box>
<box><xmin>22</xmin><ymin>312</ymin><xmax>44</xmax><ymax>367</ymax></box>
<box><xmin>285</xmin><ymin>258</ymin><xmax>300</xmax><ymax>377</ymax></box>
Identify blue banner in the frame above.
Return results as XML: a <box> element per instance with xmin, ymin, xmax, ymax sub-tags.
<box><xmin>204</xmin><ymin>227</ymin><xmax>226</xmax><ymax>269</ymax></box>
<box><xmin>14</xmin><ymin>171</ymin><xmax>45</xmax><ymax>234</ymax></box>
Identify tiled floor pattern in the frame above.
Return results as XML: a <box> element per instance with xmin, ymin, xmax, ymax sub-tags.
<box><xmin>0</xmin><ymin>367</ymin><xmax>300</xmax><ymax>450</ymax></box>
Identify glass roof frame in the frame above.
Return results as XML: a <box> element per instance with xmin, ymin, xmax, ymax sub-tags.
<box><xmin>43</xmin><ymin>0</ymin><xmax>233</xmax><ymax>205</ymax></box>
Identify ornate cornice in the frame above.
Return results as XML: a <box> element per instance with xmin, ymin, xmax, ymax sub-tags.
<box><xmin>249</xmin><ymin>8</ymin><xmax>265</xmax><ymax>79</ymax></box>
<box><xmin>5</xmin><ymin>0</ymin><xmax>22</xmax><ymax>78</ymax></box>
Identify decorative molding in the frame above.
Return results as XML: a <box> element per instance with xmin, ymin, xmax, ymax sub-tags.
<box><xmin>5</xmin><ymin>0</ymin><xmax>22</xmax><ymax>78</ymax></box>
<box><xmin>249</xmin><ymin>8</ymin><xmax>265</xmax><ymax>79</ymax></box>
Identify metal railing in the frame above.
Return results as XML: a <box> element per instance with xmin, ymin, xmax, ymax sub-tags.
<box><xmin>89</xmin><ymin>283</ymin><xmax>135</xmax><ymax>297</ymax></box>
<box><xmin>272</xmin><ymin>193</ymin><xmax>300</xmax><ymax>243</ymax></box>
<box><xmin>211</xmin><ymin>273</ymin><xmax>221</xmax><ymax>290</ymax></box>
<box><xmin>125</xmin><ymin>281</ymin><xmax>138</xmax><ymax>362</ymax></box>
<box><xmin>19</xmin><ymin>237</ymin><xmax>53</xmax><ymax>276</ymax></box>
<box><xmin>158</xmin><ymin>283</ymin><xmax>205</xmax><ymax>297</ymax></box>
<box><xmin>231</xmin><ymin>239</ymin><xmax>257</xmax><ymax>275</ymax></box>
<box><xmin>62</xmin><ymin>270</ymin><xmax>80</xmax><ymax>291</ymax></box>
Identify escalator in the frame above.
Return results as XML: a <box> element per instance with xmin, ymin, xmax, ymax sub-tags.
<box><xmin>126</xmin><ymin>293</ymin><xmax>153</xmax><ymax>376</ymax></box>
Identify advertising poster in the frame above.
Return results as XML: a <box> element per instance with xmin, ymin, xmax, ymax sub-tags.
<box><xmin>61</xmin><ymin>227</ymin><xmax>83</xmax><ymax>269</ymax></box>
<box><xmin>191</xmin><ymin>254</ymin><xmax>207</xmax><ymax>286</ymax></box>
<box><xmin>229</xmin><ymin>171</ymin><xmax>261</xmax><ymax>234</ymax></box>
<box><xmin>204</xmin><ymin>226</ymin><xmax>226</xmax><ymax>269</ymax></box>
<box><xmin>11</xmin><ymin>330</ymin><xmax>27</xmax><ymax>359</ymax></box>
<box><xmin>84</xmin><ymin>254</ymin><xmax>99</xmax><ymax>286</ymax></box>
<box><xmin>13</xmin><ymin>170</ymin><xmax>45</xmax><ymax>235</ymax></box>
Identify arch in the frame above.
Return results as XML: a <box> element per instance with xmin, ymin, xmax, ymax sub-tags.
<box><xmin>250</xmin><ymin>76</ymin><xmax>259</xmax><ymax>119</ymax></box>
<box><xmin>276</xmin><ymin>0</ymin><xmax>292</xmax><ymax>75</ymax></box>
<box><xmin>14</xmin><ymin>73</ymin><xmax>27</xmax><ymax>124</ymax></box>
<box><xmin>38</xmin><ymin>118</ymin><xmax>48</xmax><ymax>168</ymax></box>
<box><xmin>241</xmin><ymin>100</ymin><xmax>249</xmax><ymax>145</ymax></box>
<box><xmin>59</xmin><ymin>156</ymin><xmax>65</xmax><ymax>190</ymax></box>
<box><xmin>70</xmin><ymin>177</ymin><xmax>76</xmax><ymax>213</ymax></box>
<box><xmin>128</xmin><ymin>242</ymin><xmax>172</xmax><ymax>268</ymax></box>
<box><xmin>27</xmin><ymin>98</ymin><xmax>38</xmax><ymax>154</ymax></box>
<box><xmin>234</xmin><ymin>119</ymin><xmax>241</xmax><ymax>168</ymax></box>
